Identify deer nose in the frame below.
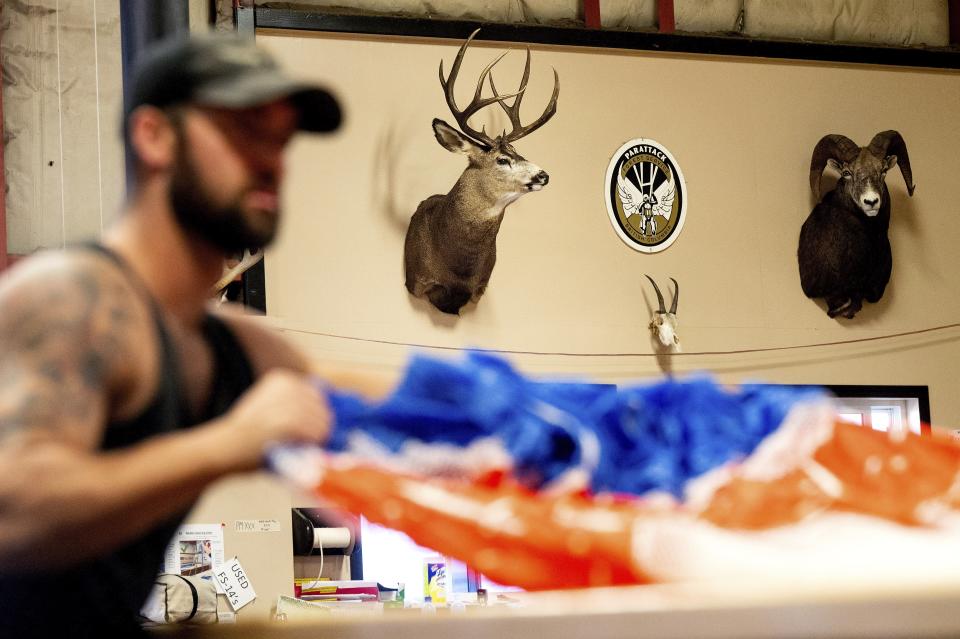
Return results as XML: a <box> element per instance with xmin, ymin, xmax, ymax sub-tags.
<box><xmin>863</xmin><ymin>197</ymin><xmax>879</xmax><ymax>207</ymax></box>
<box><xmin>535</xmin><ymin>170</ymin><xmax>549</xmax><ymax>185</ymax></box>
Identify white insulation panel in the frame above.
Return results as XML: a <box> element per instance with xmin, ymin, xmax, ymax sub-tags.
<box><xmin>264</xmin><ymin>1</ymin><xmax>949</xmax><ymax>45</ymax></box>
<box><xmin>261</xmin><ymin>0</ymin><xmax>531</xmax><ymax>22</ymax></box>
<box><xmin>600</xmin><ymin>0</ymin><xmax>742</xmax><ymax>33</ymax></box>
<box><xmin>744</xmin><ymin>0</ymin><xmax>949</xmax><ymax>47</ymax></box>
<box><xmin>675</xmin><ymin>0</ymin><xmax>743</xmax><ymax>33</ymax></box>
<box><xmin>600</xmin><ymin>0</ymin><xmax>656</xmax><ymax>29</ymax></box>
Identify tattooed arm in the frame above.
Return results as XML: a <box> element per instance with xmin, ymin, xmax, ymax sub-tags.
<box><xmin>0</xmin><ymin>253</ymin><xmax>330</xmax><ymax>573</ymax></box>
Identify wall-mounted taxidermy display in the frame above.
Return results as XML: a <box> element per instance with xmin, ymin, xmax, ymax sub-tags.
<box><xmin>798</xmin><ymin>131</ymin><xmax>915</xmax><ymax>319</ymax></box>
<box><xmin>645</xmin><ymin>274</ymin><xmax>680</xmax><ymax>351</ymax></box>
<box><xmin>403</xmin><ymin>29</ymin><xmax>559</xmax><ymax>315</ymax></box>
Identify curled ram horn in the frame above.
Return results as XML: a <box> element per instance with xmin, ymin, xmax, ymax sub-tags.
<box><xmin>868</xmin><ymin>130</ymin><xmax>915</xmax><ymax>196</ymax></box>
<box><xmin>645</xmin><ymin>274</ymin><xmax>680</xmax><ymax>351</ymax></box>
<box><xmin>809</xmin><ymin>134</ymin><xmax>860</xmax><ymax>201</ymax></box>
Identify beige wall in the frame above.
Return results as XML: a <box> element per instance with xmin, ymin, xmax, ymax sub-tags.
<box><xmin>258</xmin><ymin>30</ymin><xmax>960</xmax><ymax>427</ymax></box>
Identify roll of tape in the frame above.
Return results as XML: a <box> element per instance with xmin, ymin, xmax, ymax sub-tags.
<box><xmin>313</xmin><ymin>526</ymin><xmax>352</xmax><ymax>549</ymax></box>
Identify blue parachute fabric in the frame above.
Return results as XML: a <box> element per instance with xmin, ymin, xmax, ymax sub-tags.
<box><xmin>587</xmin><ymin>379</ymin><xmax>823</xmax><ymax>497</ymax></box>
<box><xmin>323</xmin><ymin>352</ymin><xmax>612</xmax><ymax>486</ymax></box>
<box><xmin>323</xmin><ymin>352</ymin><xmax>825</xmax><ymax>497</ymax></box>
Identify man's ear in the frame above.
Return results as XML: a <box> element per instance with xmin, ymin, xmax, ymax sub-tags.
<box><xmin>128</xmin><ymin>105</ymin><xmax>178</xmax><ymax>171</ymax></box>
<box><xmin>432</xmin><ymin>118</ymin><xmax>480</xmax><ymax>155</ymax></box>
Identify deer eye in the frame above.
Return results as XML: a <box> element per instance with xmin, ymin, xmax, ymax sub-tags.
<box><xmin>841</xmin><ymin>169</ymin><xmax>852</xmax><ymax>178</ymax></box>
<box><xmin>496</xmin><ymin>157</ymin><xmax>511</xmax><ymax>166</ymax></box>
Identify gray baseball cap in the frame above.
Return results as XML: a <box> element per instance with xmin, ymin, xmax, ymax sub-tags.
<box><xmin>127</xmin><ymin>33</ymin><xmax>341</xmax><ymax>132</ymax></box>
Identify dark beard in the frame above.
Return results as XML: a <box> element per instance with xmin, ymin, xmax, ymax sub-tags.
<box><xmin>169</xmin><ymin>136</ymin><xmax>278</xmax><ymax>254</ymax></box>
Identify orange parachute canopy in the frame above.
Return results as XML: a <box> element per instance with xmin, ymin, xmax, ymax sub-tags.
<box><xmin>279</xmin><ymin>420</ymin><xmax>960</xmax><ymax>590</ymax></box>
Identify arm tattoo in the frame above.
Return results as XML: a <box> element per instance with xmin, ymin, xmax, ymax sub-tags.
<box><xmin>0</xmin><ymin>262</ymin><xmax>138</xmax><ymax>442</ymax></box>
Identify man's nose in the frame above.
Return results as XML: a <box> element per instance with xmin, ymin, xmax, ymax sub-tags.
<box><xmin>247</xmin><ymin>145</ymin><xmax>285</xmax><ymax>181</ymax></box>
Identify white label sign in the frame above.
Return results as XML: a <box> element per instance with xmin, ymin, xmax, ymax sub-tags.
<box><xmin>216</xmin><ymin>557</ymin><xmax>257</xmax><ymax>611</ymax></box>
<box><xmin>235</xmin><ymin>519</ymin><xmax>281</xmax><ymax>533</ymax></box>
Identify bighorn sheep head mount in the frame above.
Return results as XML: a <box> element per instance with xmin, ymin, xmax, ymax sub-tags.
<box><xmin>645</xmin><ymin>275</ymin><xmax>680</xmax><ymax>351</ymax></box>
<box><xmin>798</xmin><ymin>130</ymin><xmax>915</xmax><ymax>319</ymax></box>
<box><xmin>403</xmin><ymin>29</ymin><xmax>559</xmax><ymax>315</ymax></box>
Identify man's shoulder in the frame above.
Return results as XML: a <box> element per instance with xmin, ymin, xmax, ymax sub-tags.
<box><xmin>0</xmin><ymin>248</ymin><xmax>133</xmax><ymax>300</ymax></box>
<box><xmin>0</xmin><ymin>248</ymin><xmax>160</xmax><ymax>439</ymax></box>
<box><xmin>0</xmin><ymin>248</ymin><xmax>155</xmax><ymax>354</ymax></box>
<box><xmin>210</xmin><ymin>305</ymin><xmax>311</xmax><ymax>376</ymax></box>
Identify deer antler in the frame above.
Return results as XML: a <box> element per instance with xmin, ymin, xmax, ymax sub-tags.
<box><xmin>489</xmin><ymin>48</ymin><xmax>559</xmax><ymax>143</ymax></box>
<box><xmin>212</xmin><ymin>249</ymin><xmax>263</xmax><ymax>295</ymax></box>
<box><xmin>439</xmin><ymin>29</ymin><xmax>535</xmax><ymax>147</ymax></box>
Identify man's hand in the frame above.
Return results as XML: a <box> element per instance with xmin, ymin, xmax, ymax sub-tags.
<box><xmin>216</xmin><ymin>369</ymin><xmax>332</xmax><ymax>470</ymax></box>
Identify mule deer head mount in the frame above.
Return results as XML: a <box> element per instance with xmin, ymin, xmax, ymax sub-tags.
<box><xmin>403</xmin><ymin>29</ymin><xmax>560</xmax><ymax>315</ymax></box>
<box><xmin>645</xmin><ymin>275</ymin><xmax>680</xmax><ymax>351</ymax></box>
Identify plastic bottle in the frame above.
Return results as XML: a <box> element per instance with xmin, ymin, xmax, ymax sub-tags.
<box><xmin>423</xmin><ymin>556</ymin><xmax>447</xmax><ymax>605</ymax></box>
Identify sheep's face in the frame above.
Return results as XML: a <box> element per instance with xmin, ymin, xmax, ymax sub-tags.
<box><xmin>828</xmin><ymin>152</ymin><xmax>898</xmax><ymax>217</ymax></box>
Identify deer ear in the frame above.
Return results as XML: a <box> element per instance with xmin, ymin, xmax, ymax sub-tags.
<box><xmin>433</xmin><ymin>119</ymin><xmax>479</xmax><ymax>154</ymax></box>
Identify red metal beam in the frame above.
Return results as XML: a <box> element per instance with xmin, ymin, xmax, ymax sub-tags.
<box><xmin>658</xmin><ymin>0</ymin><xmax>676</xmax><ymax>33</ymax></box>
<box><xmin>950</xmin><ymin>0</ymin><xmax>960</xmax><ymax>45</ymax></box>
<box><xmin>583</xmin><ymin>0</ymin><xmax>600</xmax><ymax>29</ymax></box>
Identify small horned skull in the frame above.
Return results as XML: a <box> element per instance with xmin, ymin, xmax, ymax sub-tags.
<box><xmin>645</xmin><ymin>275</ymin><xmax>680</xmax><ymax>350</ymax></box>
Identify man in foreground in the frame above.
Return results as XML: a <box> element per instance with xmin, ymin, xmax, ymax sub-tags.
<box><xmin>0</xmin><ymin>33</ymin><xmax>365</xmax><ymax>635</ymax></box>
